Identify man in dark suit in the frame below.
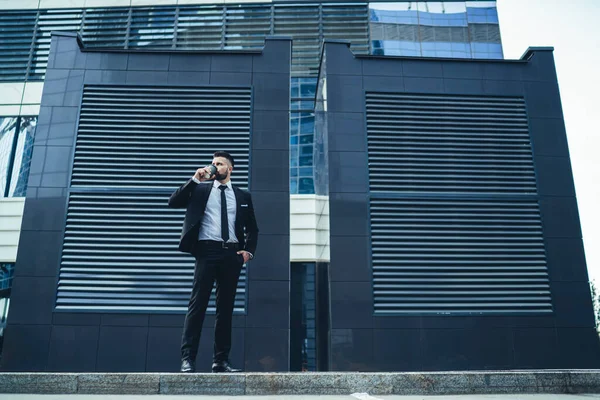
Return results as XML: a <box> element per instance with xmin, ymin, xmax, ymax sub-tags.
<box><xmin>168</xmin><ymin>151</ymin><xmax>258</xmax><ymax>373</ymax></box>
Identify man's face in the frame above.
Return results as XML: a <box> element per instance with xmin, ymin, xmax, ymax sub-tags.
<box><xmin>212</xmin><ymin>156</ymin><xmax>232</xmax><ymax>180</ymax></box>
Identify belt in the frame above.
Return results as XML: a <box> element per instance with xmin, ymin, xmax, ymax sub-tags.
<box><xmin>197</xmin><ymin>240</ymin><xmax>240</xmax><ymax>251</ymax></box>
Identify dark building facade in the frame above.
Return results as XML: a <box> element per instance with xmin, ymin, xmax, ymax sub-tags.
<box><xmin>1</xmin><ymin>32</ymin><xmax>291</xmax><ymax>372</ymax></box>
<box><xmin>318</xmin><ymin>40</ymin><xmax>600</xmax><ymax>370</ymax></box>
<box><xmin>2</xmin><ymin>27</ymin><xmax>599</xmax><ymax>374</ymax></box>
<box><xmin>0</xmin><ymin>2</ymin><xmax>507</xmax><ymax>369</ymax></box>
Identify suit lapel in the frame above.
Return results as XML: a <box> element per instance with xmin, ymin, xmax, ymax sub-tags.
<box><xmin>232</xmin><ymin>185</ymin><xmax>242</xmax><ymax>217</ymax></box>
<box><xmin>189</xmin><ymin>183</ymin><xmax>212</xmax><ymax>231</ymax></box>
<box><xmin>199</xmin><ymin>181</ymin><xmax>212</xmax><ymax>206</ymax></box>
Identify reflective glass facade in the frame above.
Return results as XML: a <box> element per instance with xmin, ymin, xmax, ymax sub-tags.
<box><xmin>0</xmin><ymin>116</ymin><xmax>37</xmax><ymax>198</ymax></box>
<box><xmin>370</xmin><ymin>1</ymin><xmax>502</xmax><ymax>59</ymax></box>
<box><xmin>0</xmin><ymin>1</ymin><xmax>501</xmax><ymax>195</ymax></box>
<box><xmin>290</xmin><ymin>262</ymin><xmax>317</xmax><ymax>371</ymax></box>
<box><xmin>0</xmin><ymin>263</ymin><xmax>14</xmax><ymax>359</ymax></box>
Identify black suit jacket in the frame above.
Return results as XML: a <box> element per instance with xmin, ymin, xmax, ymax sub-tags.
<box><xmin>168</xmin><ymin>179</ymin><xmax>259</xmax><ymax>257</ymax></box>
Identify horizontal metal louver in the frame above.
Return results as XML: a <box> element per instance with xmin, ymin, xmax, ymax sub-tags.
<box><xmin>58</xmin><ymin>84</ymin><xmax>251</xmax><ymax>312</ymax></box>
<box><xmin>30</xmin><ymin>8</ymin><xmax>82</xmax><ymax>79</ymax></box>
<box><xmin>367</xmin><ymin>91</ymin><xmax>551</xmax><ymax>315</ymax></box>
<box><xmin>176</xmin><ymin>5</ymin><xmax>224</xmax><ymax>50</ymax></box>
<box><xmin>367</xmin><ymin>93</ymin><xmax>536</xmax><ymax>195</ymax></box>
<box><xmin>129</xmin><ymin>6</ymin><xmax>175</xmax><ymax>48</ymax></box>
<box><xmin>275</xmin><ymin>3</ymin><xmax>369</xmax><ymax>76</ymax></box>
<box><xmin>225</xmin><ymin>5</ymin><xmax>271</xmax><ymax>50</ymax></box>
<box><xmin>57</xmin><ymin>192</ymin><xmax>246</xmax><ymax>312</ymax></box>
<box><xmin>0</xmin><ymin>10</ymin><xmax>36</xmax><ymax>81</ymax></box>
<box><xmin>274</xmin><ymin>4</ymin><xmax>320</xmax><ymax>76</ymax></box>
<box><xmin>3</xmin><ymin>3</ymin><xmax>370</xmax><ymax>80</ymax></box>
<box><xmin>81</xmin><ymin>7</ymin><xmax>129</xmax><ymax>48</ymax></box>
<box><xmin>322</xmin><ymin>4</ymin><xmax>369</xmax><ymax>55</ymax></box>
<box><xmin>73</xmin><ymin>85</ymin><xmax>250</xmax><ymax>189</ymax></box>
<box><xmin>370</xmin><ymin>198</ymin><xmax>551</xmax><ymax>314</ymax></box>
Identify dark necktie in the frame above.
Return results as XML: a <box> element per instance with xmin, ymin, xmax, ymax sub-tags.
<box><xmin>218</xmin><ymin>185</ymin><xmax>229</xmax><ymax>243</ymax></box>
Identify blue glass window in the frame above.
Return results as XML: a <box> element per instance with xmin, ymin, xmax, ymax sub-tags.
<box><xmin>9</xmin><ymin>117</ymin><xmax>36</xmax><ymax>197</ymax></box>
<box><xmin>300</xmin><ymin>145</ymin><xmax>313</xmax><ymax>156</ymax></box>
<box><xmin>300</xmin><ymin>119</ymin><xmax>314</xmax><ymax>135</ymax></box>
<box><xmin>0</xmin><ymin>116</ymin><xmax>35</xmax><ymax>198</ymax></box>
<box><xmin>300</xmin><ymin>134</ymin><xmax>313</xmax><ymax>145</ymax></box>
<box><xmin>368</xmin><ymin>1</ymin><xmax>501</xmax><ymax>59</ymax></box>
<box><xmin>299</xmin><ymin>167</ymin><xmax>313</xmax><ymax>177</ymax></box>
<box><xmin>0</xmin><ymin>117</ymin><xmax>17</xmax><ymax>197</ymax></box>
<box><xmin>299</xmin><ymin>154</ymin><xmax>313</xmax><ymax>167</ymax></box>
<box><xmin>298</xmin><ymin>178</ymin><xmax>314</xmax><ymax>194</ymax></box>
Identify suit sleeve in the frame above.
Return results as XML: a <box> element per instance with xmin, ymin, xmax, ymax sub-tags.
<box><xmin>244</xmin><ymin>192</ymin><xmax>259</xmax><ymax>256</ymax></box>
<box><xmin>168</xmin><ymin>178</ymin><xmax>198</xmax><ymax>208</ymax></box>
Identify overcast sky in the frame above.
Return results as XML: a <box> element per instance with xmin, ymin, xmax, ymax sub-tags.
<box><xmin>497</xmin><ymin>0</ymin><xmax>600</xmax><ymax>282</ymax></box>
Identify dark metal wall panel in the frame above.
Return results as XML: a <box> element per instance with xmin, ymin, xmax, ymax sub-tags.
<box><xmin>366</xmin><ymin>93</ymin><xmax>535</xmax><ymax>195</ymax></box>
<box><xmin>58</xmin><ymin>191</ymin><xmax>247</xmax><ymax>312</ymax></box>
<box><xmin>72</xmin><ymin>85</ymin><xmax>251</xmax><ymax>189</ymax></box>
<box><xmin>366</xmin><ymin>91</ymin><xmax>550</xmax><ymax>314</ymax></box>
<box><xmin>2</xmin><ymin>33</ymin><xmax>291</xmax><ymax>372</ymax></box>
<box><xmin>370</xmin><ymin>197</ymin><xmax>550</xmax><ymax>314</ymax></box>
<box><xmin>320</xmin><ymin>41</ymin><xmax>599</xmax><ymax>372</ymax></box>
<box><xmin>56</xmin><ymin>84</ymin><xmax>251</xmax><ymax>312</ymax></box>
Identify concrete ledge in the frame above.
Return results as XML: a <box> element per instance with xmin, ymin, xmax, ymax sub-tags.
<box><xmin>0</xmin><ymin>373</ymin><xmax>78</xmax><ymax>394</ymax></box>
<box><xmin>78</xmin><ymin>374</ymin><xmax>159</xmax><ymax>394</ymax></box>
<box><xmin>160</xmin><ymin>373</ymin><xmax>245</xmax><ymax>395</ymax></box>
<box><xmin>0</xmin><ymin>371</ymin><xmax>598</xmax><ymax>395</ymax></box>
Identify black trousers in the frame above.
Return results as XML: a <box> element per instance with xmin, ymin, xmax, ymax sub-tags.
<box><xmin>181</xmin><ymin>243</ymin><xmax>244</xmax><ymax>363</ymax></box>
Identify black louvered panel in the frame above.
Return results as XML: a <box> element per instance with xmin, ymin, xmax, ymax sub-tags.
<box><xmin>73</xmin><ymin>85</ymin><xmax>251</xmax><ymax>189</ymax></box>
<box><xmin>0</xmin><ymin>10</ymin><xmax>36</xmax><ymax>81</ymax></box>
<box><xmin>224</xmin><ymin>5</ymin><xmax>271</xmax><ymax>50</ymax></box>
<box><xmin>57</xmin><ymin>192</ymin><xmax>247</xmax><ymax>312</ymax></box>
<box><xmin>322</xmin><ymin>3</ymin><xmax>369</xmax><ymax>55</ymax></box>
<box><xmin>370</xmin><ymin>198</ymin><xmax>551</xmax><ymax>314</ymax></box>
<box><xmin>274</xmin><ymin>4</ymin><xmax>320</xmax><ymax>76</ymax></box>
<box><xmin>176</xmin><ymin>5</ymin><xmax>224</xmax><ymax>50</ymax></box>
<box><xmin>367</xmin><ymin>93</ymin><xmax>535</xmax><ymax>195</ymax></box>
<box><xmin>129</xmin><ymin>6</ymin><xmax>176</xmax><ymax>49</ymax></box>
<box><xmin>81</xmin><ymin>7</ymin><xmax>129</xmax><ymax>48</ymax></box>
<box><xmin>29</xmin><ymin>8</ymin><xmax>83</xmax><ymax>79</ymax></box>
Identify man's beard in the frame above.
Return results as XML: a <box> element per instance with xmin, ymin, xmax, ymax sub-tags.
<box><xmin>215</xmin><ymin>171</ymin><xmax>228</xmax><ymax>181</ymax></box>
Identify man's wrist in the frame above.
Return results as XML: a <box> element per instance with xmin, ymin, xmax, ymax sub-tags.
<box><xmin>246</xmin><ymin>251</ymin><xmax>254</xmax><ymax>260</ymax></box>
<box><xmin>191</xmin><ymin>177</ymin><xmax>200</xmax><ymax>184</ymax></box>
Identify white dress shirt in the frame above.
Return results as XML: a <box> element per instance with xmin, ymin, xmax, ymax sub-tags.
<box><xmin>197</xmin><ymin>180</ymin><xmax>238</xmax><ymax>243</ymax></box>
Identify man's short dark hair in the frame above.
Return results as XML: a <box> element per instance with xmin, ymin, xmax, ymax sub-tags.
<box><xmin>214</xmin><ymin>151</ymin><xmax>234</xmax><ymax>167</ymax></box>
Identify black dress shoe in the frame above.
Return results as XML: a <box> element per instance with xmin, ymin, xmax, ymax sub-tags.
<box><xmin>212</xmin><ymin>361</ymin><xmax>242</xmax><ymax>373</ymax></box>
<box><xmin>181</xmin><ymin>358</ymin><xmax>195</xmax><ymax>373</ymax></box>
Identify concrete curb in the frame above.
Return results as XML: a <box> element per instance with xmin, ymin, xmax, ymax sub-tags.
<box><xmin>0</xmin><ymin>371</ymin><xmax>599</xmax><ymax>395</ymax></box>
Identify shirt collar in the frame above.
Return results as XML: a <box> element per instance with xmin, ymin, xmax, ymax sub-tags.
<box><xmin>213</xmin><ymin>180</ymin><xmax>233</xmax><ymax>190</ymax></box>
